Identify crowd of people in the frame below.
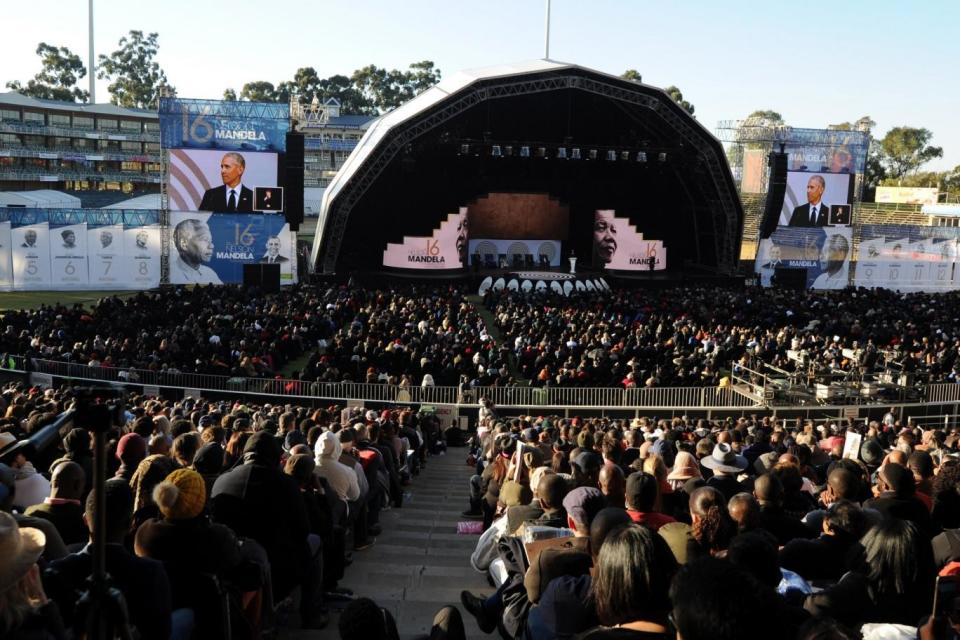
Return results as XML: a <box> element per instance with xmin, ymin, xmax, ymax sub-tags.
<box><xmin>0</xmin><ymin>383</ymin><xmax>448</xmax><ymax>639</ymax></box>
<box><xmin>486</xmin><ymin>285</ymin><xmax>960</xmax><ymax>388</ymax></box>
<box><xmin>457</xmin><ymin>407</ymin><xmax>960</xmax><ymax>639</ymax></box>
<box><xmin>3</xmin><ymin>282</ymin><xmax>960</xmax><ymax>393</ymax></box>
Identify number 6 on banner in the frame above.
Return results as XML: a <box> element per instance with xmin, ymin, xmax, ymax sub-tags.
<box><xmin>26</xmin><ymin>260</ymin><xmax>38</xmax><ymax>276</ymax></box>
<box><xmin>64</xmin><ymin>262</ymin><xmax>75</xmax><ymax>276</ymax></box>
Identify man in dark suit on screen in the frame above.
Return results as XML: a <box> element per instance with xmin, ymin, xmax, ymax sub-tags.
<box><xmin>259</xmin><ymin>236</ymin><xmax>289</xmax><ymax>264</ymax></box>
<box><xmin>788</xmin><ymin>174</ymin><xmax>829</xmax><ymax>227</ymax></box>
<box><xmin>198</xmin><ymin>152</ymin><xmax>253</xmax><ymax>212</ymax></box>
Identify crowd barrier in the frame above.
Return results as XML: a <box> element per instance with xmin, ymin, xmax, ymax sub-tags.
<box><xmin>1</xmin><ymin>356</ymin><xmax>956</xmax><ymax>424</ymax></box>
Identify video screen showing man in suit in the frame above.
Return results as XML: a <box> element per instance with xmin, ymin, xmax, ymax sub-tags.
<box><xmin>171</xmin><ymin>218</ymin><xmax>222</xmax><ymax>285</ymax></box>
<box><xmin>259</xmin><ymin>236</ymin><xmax>288</xmax><ymax>264</ymax></box>
<box><xmin>198</xmin><ymin>152</ymin><xmax>253</xmax><ymax>212</ymax></box>
<box><xmin>788</xmin><ymin>175</ymin><xmax>829</xmax><ymax>227</ymax></box>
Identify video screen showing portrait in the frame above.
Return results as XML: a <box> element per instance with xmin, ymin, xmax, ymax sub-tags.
<box><xmin>168</xmin><ymin>149</ymin><xmax>279</xmax><ymax>212</ymax></box>
<box><xmin>383</xmin><ymin>208</ymin><xmax>467</xmax><ymax>270</ymax></box>
<box><xmin>592</xmin><ymin>210</ymin><xmax>667</xmax><ymax>271</ymax></box>
<box><xmin>780</xmin><ymin>171</ymin><xmax>853</xmax><ymax>228</ymax></box>
<box><xmin>755</xmin><ymin>227</ymin><xmax>852</xmax><ymax>290</ymax></box>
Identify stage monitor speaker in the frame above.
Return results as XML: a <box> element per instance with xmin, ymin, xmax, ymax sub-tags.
<box><xmin>772</xmin><ymin>267</ymin><xmax>807</xmax><ymax>290</ymax></box>
<box><xmin>243</xmin><ymin>263</ymin><xmax>281</xmax><ymax>293</ymax></box>
<box><xmin>759</xmin><ymin>149</ymin><xmax>788</xmax><ymax>239</ymax></box>
<box><xmin>284</xmin><ymin>132</ymin><xmax>305</xmax><ymax>230</ymax></box>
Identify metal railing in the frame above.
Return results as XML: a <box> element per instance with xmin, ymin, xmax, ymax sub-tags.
<box><xmin>12</xmin><ymin>357</ymin><xmax>761</xmax><ymax>409</ymax></box>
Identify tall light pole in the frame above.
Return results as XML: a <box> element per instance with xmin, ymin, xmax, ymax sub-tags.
<box><xmin>544</xmin><ymin>0</ymin><xmax>551</xmax><ymax>59</ymax></box>
<box><xmin>88</xmin><ymin>0</ymin><xmax>95</xmax><ymax>103</ymax></box>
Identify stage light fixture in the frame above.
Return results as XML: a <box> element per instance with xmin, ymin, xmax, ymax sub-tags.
<box><xmin>520</xmin><ymin>146</ymin><xmax>531</xmax><ymax>157</ymax></box>
<box><xmin>658</xmin><ymin>152</ymin><xmax>667</xmax><ymax>162</ymax></box>
<box><xmin>620</xmin><ymin>151</ymin><xmax>631</xmax><ymax>161</ymax></box>
<box><xmin>556</xmin><ymin>147</ymin><xmax>568</xmax><ymax>159</ymax></box>
<box><xmin>571</xmin><ymin>148</ymin><xmax>581</xmax><ymax>160</ymax></box>
<box><xmin>606</xmin><ymin>150</ymin><xmax>617</xmax><ymax>161</ymax></box>
<box><xmin>491</xmin><ymin>145</ymin><xmax>502</xmax><ymax>157</ymax></box>
<box><xmin>588</xmin><ymin>149</ymin><xmax>598</xmax><ymax>160</ymax></box>
<box><xmin>636</xmin><ymin>152</ymin><xmax>647</xmax><ymax>163</ymax></box>
<box><xmin>536</xmin><ymin>147</ymin><xmax>547</xmax><ymax>158</ymax></box>
<box><xmin>459</xmin><ymin>144</ymin><xmax>470</xmax><ymax>155</ymax></box>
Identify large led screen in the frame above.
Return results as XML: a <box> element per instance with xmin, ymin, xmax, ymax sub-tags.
<box><xmin>168</xmin><ymin>149</ymin><xmax>278</xmax><ymax>212</ymax></box>
<box><xmin>592</xmin><ymin>210</ymin><xmax>667</xmax><ymax>271</ymax></box>
<box><xmin>383</xmin><ymin>208</ymin><xmax>467</xmax><ymax>270</ymax></box>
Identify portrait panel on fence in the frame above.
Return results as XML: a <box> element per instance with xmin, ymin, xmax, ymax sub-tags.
<box><xmin>49</xmin><ymin>223</ymin><xmax>89</xmax><ymax>289</ymax></box>
<box><xmin>123</xmin><ymin>225</ymin><xmax>161</xmax><ymax>288</ymax></box>
<box><xmin>87</xmin><ymin>224</ymin><xmax>125</xmax><ymax>287</ymax></box>
<box><xmin>169</xmin><ymin>211</ymin><xmax>292</xmax><ymax>285</ymax></box>
<box><xmin>854</xmin><ymin>225</ymin><xmax>959</xmax><ymax>292</ymax></box>
<box><xmin>12</xmin><ymin>223</ymin><xmax>51</xmax><ymax>289</ymax></box>
<box><xmin>0</xmin><ymin>222</ymin><xmax>13</xmax><ymax>290</ymax></box>
<box><xmin>167</xmin><ymin>149</ymin><xmax>279</xmax><ymax>212</ymax></box>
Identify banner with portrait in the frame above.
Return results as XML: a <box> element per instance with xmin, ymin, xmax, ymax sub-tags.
<box><xmin>383</xmin><ymin>208</ymin><xmax>467</xmax><ymax>270</ymax></box>
<box><xmin>593</xmin><ymin>210</ymin><xmax>667</xmax><ymax>271</ymax></box>
<box><xmin>755</xmin><ymin>226</ymin><xmax>852</xmax><ymax>289</ymax></box>
<box><xmin>49</xmin><ymin>223</ymin><xmax>89</xmax><ymax>289</ymax></box>
<box><xmin>167</xmin><ymin>149</ymin><xmax>279</xmax><ymax>212</ymax></box>
<box><xmin>0</xmin><ymin>222</ymin><xmax>13</xmax><ymax>290</ymax></box>
<box><xmin>11</xmin><ymin>223</ymin><xmax>51</xmax><ymax>289</ymax></box>
<box><xmin>87</xmin><ymin>224</ymin><xmax>125</xmax><ymax>288</ymax></box>
<box><xmin>158</xmin><ymin>98</ymin><xmax>289</xmax><ymax>152</ymax></box>
<box><xmin>854</xmin><ymin>225</ymin><xmax>959</xmax><ymax>292</ymax></box>
<box><xmin>124</xmin><ymin>225</ymin><xmax>161</xmax><ymax>289</ymax></box>
<box><xmin>168</xmin><ymin>211</ymin><xmax>292</xmax><ymax>285</ymax></box>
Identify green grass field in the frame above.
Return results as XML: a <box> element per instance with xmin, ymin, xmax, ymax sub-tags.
<box><xmin>0</xmin><ymin>290</ymin><xmax>140</xmax><ymax>311</ymax></box>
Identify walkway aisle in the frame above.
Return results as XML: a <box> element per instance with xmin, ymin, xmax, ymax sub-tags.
<box><xmin>290</xmin><ymin>450</ymin><xmax>491</xmax><ymax>640</ymax></box>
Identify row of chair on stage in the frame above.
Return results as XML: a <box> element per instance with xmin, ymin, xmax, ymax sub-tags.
<box><xmin>471</xmin><ymin>252</ymin><xmax>552</xmax><ymax>269</ymax></box>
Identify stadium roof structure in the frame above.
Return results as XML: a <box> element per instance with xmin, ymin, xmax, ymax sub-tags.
<box><xmin>0</xmin><ymin>190</ymin><xmax>81</xmax><ymax>208</ymax></box>
<box><xmin>310</xmin><ymin>59</ymin><xmax>744</xmax><ymax>275</ymax></box>
<box><xmin>102</xmin><ymin>193</ymin><xmax>161</xmax><ymax>209</ymax></box>
<box><xmin>0</xmin><ymin>92</ymin><xmax>156</xmax><ymax>119</ymax></box>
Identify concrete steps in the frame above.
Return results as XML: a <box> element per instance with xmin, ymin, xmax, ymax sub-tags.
<box><xmin>282</xmin><ymin>451</ymin><xmax>491</xmax><ymax>640</ymax></box>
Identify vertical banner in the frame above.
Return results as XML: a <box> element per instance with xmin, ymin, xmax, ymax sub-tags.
<box><xmin>169</xmin><ymin>211</ymin><xmax>291</xmax><ymax>285</ymax></box>
<box><xmin>0</xmin><ymin>222</ymin><xmax>13</xmax><ymax>290</ymax></box>
<box><xmin>124</xmin><ymin>225</ymin><xmax>161</xmax><ymax>288</ymax></box>
<box><xmin>87</xmin><ymin>224</ymin><xmax>126</xmax><ymax>288</ymax></box>
<box><xmin>49</xmin><ymin>223</ymin><xmax>89</xmax><ymax>289</ymax></box>
<box><xmin>12</xmin><ymin>223</ymin><xmax>51</xmax><ymax>289</ymax></box>
<box><xmin>593</xmin><ymin>210</ymin><xmax>667</xmax><ymax>271</ymax></box>
<box><xmin>382</xmin><ymin>208</ymin><xmax>467</xmax><ymax>270</ymax></box>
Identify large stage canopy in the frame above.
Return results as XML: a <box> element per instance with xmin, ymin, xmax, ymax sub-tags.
<box><xmin>310</xmin><ymin>59</ymin><xmax>744</xmax><ymax>276</ymax></box>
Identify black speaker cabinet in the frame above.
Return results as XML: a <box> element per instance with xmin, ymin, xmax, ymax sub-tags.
<box><xmin>772</xmin><ymin>267</ymin><xmax>807</xmax><ymax>290</ymax></box>
<box><xmin>243</xmin><ymin>263</ymin><xmax>281</xmax><ymax>292</ymax></box>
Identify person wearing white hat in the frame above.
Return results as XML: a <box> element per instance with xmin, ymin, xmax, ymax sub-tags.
<box><xmin>0</xmin><ymin>433</ymin><xmax>50</xmax><ymax>511</ymax></box>
<box><xmin>0</xmin><ymin>511</ymin><xmax>57</xmax><ymax>637</ymax></box>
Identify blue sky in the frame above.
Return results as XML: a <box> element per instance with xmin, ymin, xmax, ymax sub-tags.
<box><xmin>1</xmin><ymin>0</ymin><xmax>957</xmax><ymax>170</ymax></box>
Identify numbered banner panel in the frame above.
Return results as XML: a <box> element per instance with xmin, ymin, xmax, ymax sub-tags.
<box><xmin>12</xmin><ymin>223</ymin><xmax>52</xmax><ymax>289</ymax></box>
<box><xmin>49</xmin><ymin>223</ymin><xmax>89</xmax><ymax>288</ymax></box>
<box><xmin>0</xmin><ymin>222</ymin><xmax>13</xmax><ymax>289</ymax></box>
<box><xmin>124</xmin><ymin>226</ymin><xmax>161</xmax><ymax>288</ymax></box>
<box><xmin>87</xmin><ymin>224</ymin><xmax>125</xmax><ymax>287</ymax></box>
<box><xmin>169</xmin><ymin>212</ymin><xmax>293</xmax><ymax>285</ymax></box>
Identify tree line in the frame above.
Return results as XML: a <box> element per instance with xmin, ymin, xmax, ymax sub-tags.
<box><xmin>5</xmin><ymin>35</ymin><xmax>956</xmax><ymax>200</ymax></box>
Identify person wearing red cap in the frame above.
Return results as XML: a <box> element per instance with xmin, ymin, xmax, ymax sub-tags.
<box><xmin>114</xmin><ymin>433</ymin><xmax>147</xmax><ymax>483</ymax></box>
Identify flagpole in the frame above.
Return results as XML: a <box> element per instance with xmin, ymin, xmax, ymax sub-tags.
<box><xmin>88</xmin><ymin>0</ymin><xmax>95</xmax><ymax>102</ymax></box>
<box><xmin>544</xmin><ymin>0</ymin><xmax>551</xmax><ymax>59</ymax></box>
